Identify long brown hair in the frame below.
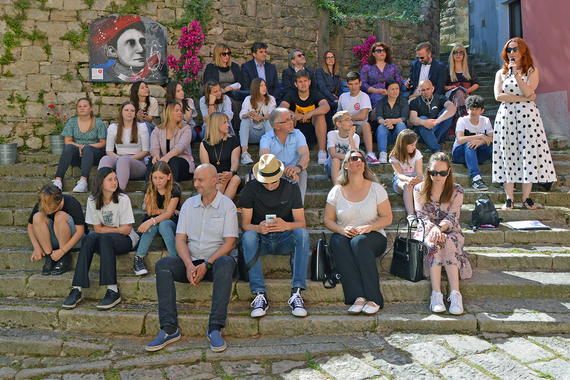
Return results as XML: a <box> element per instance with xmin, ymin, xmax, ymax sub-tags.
<box><xmin>129</xmin><ymin>81</ymin><xmax>149</xmax><ymax>113</ymax></box>
<box><xmin>448</xmin><ymin>43</ymin><xmax>471</xmax><ymax>82</ymax></box>
<box><xmin>321</xmin><ymin>50</ymin><xmax>339</xmax><ymax>76</ymax></box>
<box><xmin>367</xmin><ymin>42</ymin><xmax>393</xmax><ymax>65</ymax></box>
<box><xmin>390</xmin><ymin>129</ymin><xmax>418</xmax><ymax>165</ymax></box>
<box><xmin>91</xmin><ymin>167</ymin><xmax>125</xmax><ymax>210</ymax></box>
<box><xmin>501</xmin><ymin>37</ymin><xmax>534</xmax><ymax>75</ymax></box>
<box><xmin>250</xmin><ymin>78</ymin><xmax>271</xmax><ymax>109</ymax></box>
<box><xmin>337</xmin><ymin>149</ymin><xmax>379</xmax><ymax>186</ymax></box>
<box><xmin>76</xmin><ymin>98</ymin><xmax>96</xmax><ymax>132</ymax></box>
<box><xmin>115</xmin><ymin>101</ymin><xmax>138</xmax><ymax>145</ymax></box>
<box><xmin>420</xmin><ymin>152</ymin><xmax>454</xmax><ymax>205</ymax></box>
<box><xmin>165</xmin><ymin>81</ymin><xmax>190</xmax><ymax>115</ymax></box>
<box><xmin>145</xmin><ymin>161</ymin><xmax>181</xmax><ymax>215</ymax></box>
<box><xmin>204</xmin><ymin>80</ymin><xmax>223</xmax><ymax>107</ymax></box>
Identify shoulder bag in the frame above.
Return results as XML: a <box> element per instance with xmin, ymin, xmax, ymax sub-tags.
<box><xmin>311</xmin><ymin>232</ymin><xmax>341</xmax><ymax>288</ymax></box>
<box><xmin>390</xmin><ymin>217</ymin><xmax>426</xmax><ymax>282</ymax></box>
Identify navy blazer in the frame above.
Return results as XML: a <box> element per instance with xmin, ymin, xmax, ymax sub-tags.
<box><xmin>282</xmin><ymin>67</ymin><xmax>318</xmax><ymax>99</ymax></box>
<box><xmin>241</xmin><ymin>59</ymin><xmax>280</xmax><ymax>100</ymax></box>
<box><xmin>315</xmin><ymin>67</ymin><xmax>341</xmax><ymax>102</ymax></box>
<box><xmin>408</xmin><ymin>58</ymin><xmax>446</xmax><ymax>95</ymax></box>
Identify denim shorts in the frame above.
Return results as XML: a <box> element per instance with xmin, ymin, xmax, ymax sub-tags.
<box><xmin>48</xmin><ymin>216</ymin><xmax>83</xmax><ymax>249</ymax></box>
<box><xmin>392</xmin><ymin>174</ymin><xmax>414</xmax><ymax>193</ymax></box>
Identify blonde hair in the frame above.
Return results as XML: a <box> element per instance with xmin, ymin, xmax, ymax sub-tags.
<box><xmin>448</xmin><ymin>43</ymin><xmax>471</xmax><ymax>82</ymax></box>
<box><xmin>38</xmin><ymin>185</ymin><xmax>63</xmax><ymax>216</ymax></box>
<box><xmin>212</xmin><ymin>43</ymin><xmax>231</xmax><ymax>67</ymax></box>
<box><xmin>389</xmin><ymin>129</ymin><xmax>418</xmax><ymax>165</ymax></box>
<box><xmin>204</xmin><ymin>112</ymin><xmax>229</xmax><ymax>146</ymax></box>
<box><xmin>419</xmin><ymin>152</ymin><xmax>454</xmax><ymax>205</ymax></box>
<box><xmin>158</xmin><ymin>102</ymin><xmax>183</xmax><ymax>130</ymax></box>
<box><xmin>337</xmin><ymin>149</ymin><xmax>379</xmax><ymax>186</ymax></box>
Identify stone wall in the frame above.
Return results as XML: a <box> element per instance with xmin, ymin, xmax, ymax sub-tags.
<box><xmin>440</xmin><ymin>0</ymin><xmax>469</xmax><ymax>51</ymax></box>
<box><xmin>0</xmin><ymin>0</ymin><xmax>439</xmax><ymax>150</ymax></box>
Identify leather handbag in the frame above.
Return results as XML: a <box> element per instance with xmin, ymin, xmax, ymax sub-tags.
<box><xmin>311</xmin><ymin>232</ymin><xmax>340</xmax><ymax>288</ymax></box>
<box><xmin>390</xmin><ymin>217</ymin><xmax>426</xmax><ymax>282</ymax></box>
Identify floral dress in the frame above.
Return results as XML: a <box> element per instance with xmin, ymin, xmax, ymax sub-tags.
<box><xmin>360</xmin><ymin>63</ymin><xmax>403</xmax><ymax>108</ymax></box>
<box><xmin>413</xmin><ymin>182</ymin><xmax>472</xmax><ymax>279</ymax></box>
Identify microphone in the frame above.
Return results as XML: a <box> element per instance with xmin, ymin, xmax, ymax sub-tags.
<box><xmin>509</xmin><ymin>58</ymin><xmax>515</xmax><ymax>76</ymax></box>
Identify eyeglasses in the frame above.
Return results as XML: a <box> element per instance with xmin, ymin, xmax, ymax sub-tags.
<box><xmin>452</xmin><ymin>51</ymin><xmax>465</xmax><ymax>55</ymax></box>
<box><xmin>325</xmin><ymin>56</ymin><xmax>335</xmax><ymax>60</ymax></box>
<box><xmin>374</xmin><ymin>48</ymin><xmax>386</xmax><ymax>53</ymax></box>
<box><xmin>506</xmin><ymin>47</ymin><xmax>518</xmax><ymax>53</ymax></box>
<box><xmin>429</xmin><ymin>170</ymin><xmax>449</xmax><ymax>177</ymax></box>
<box><xmin>340</xmin><ymin>118</ymin><xmax>354</xmax><ymax>123</ymax></box>
<box><xmin>221</xmin><ymin>51</ymin><xmax>231</xmax><ymax>57</ymax></box>
<box><xmin>274</xmin><ymin>116</ymin><xmax>294</xmax><ymax>125</ymax></box>
<box><xmin>349</xmin><ymin>156</ymin><xmax>365</xmax><ymax>163</ymax></box>
<box><xmin>295</xmin><ymin>53</ymin><xmax>305</xmax><ymax>58</ymax></box>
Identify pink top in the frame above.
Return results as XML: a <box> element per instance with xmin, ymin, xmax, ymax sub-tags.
<box><xmin>150</xmin><ymin>124</ymin><xmax>195</xmax><ymax>173</ymax></box>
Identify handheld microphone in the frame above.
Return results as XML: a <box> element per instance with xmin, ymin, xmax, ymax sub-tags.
<box><xmin>509</xmin><ymin>58</ymin><xmax>515</xmax><ymax>76</ymax></box>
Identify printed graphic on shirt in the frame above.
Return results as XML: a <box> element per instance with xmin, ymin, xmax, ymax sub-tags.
<box><xmin>102</xmin><ymin>211</ymin><xmax>113</xmax><ymax>225</ymax></box>
<box><xmin>354</xmin><ymin>103</ymin><xmax>361</xmax><ymax>111</ymax></box>
<box><xmin>335</xmin><ymin>142</ymin><xmax>351</xmax><ymax>155</ymax></box>
<box><xmin>295</xmin><ymin>104</ymin><xmax>316</xmax><ymax>123</ymax></box>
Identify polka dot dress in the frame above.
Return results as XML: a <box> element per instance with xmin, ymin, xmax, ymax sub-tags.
<box><xmin>492</xmin><ymin>72</ymin><xmax>557</xmax><ymax>184</ymax></box>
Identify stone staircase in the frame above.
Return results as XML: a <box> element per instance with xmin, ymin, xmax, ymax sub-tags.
<box><xmin>1</xmin><ymin>140</ymin><xmax>570</xmax><ymax>338</ymax></box>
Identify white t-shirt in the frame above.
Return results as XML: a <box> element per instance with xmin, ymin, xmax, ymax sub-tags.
<box><xmin>139</xmin><ymin>97</ymin><xmax>160</xmax><ymax>117</ymax></box>
<box><xmin>86</xmin><ymin>193</ymin><xmax>139</xmax><ymax>248</ymax></box>
<box><xmin>326</xmin><ymin>182</ymin><xmax>389</xmax><ymax>236</ymax></box>
<box><xmin>326</xmin><ymin>130</ymin><xmax>360</xmax><ymax>159</ymax></box>
<box><xmin>453</xmin><ymin>115</ymin><xmax>493</xmax><ymax>150</ymax></box>
<box><xmin>239</xmin><ymin>95</ymin><xmax>277</xmax><ymax>127</ymax></box>
<box><xmin>338</xmin><ymin>91</ymin><xmax>371</xmax><ymax>125</ymax></box>
<box><xmin>105</xmin><ymin>123</ymin><xmax>150</xmax><ymax>156</ymax></box>
<box><xmin>389</xmin><ymin>149</ymin><xmax>423</xmax><ymax>177</ymax></box>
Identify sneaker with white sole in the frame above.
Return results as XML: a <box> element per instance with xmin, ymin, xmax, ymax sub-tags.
<box><xmin>366</xmin><ymin>152</ymin><xmax>380</xmax><ymax>164</ymax></box>
<box><xmin>145</xmin><ymin>328</ymin><xmax>181</xmax><ymax>352</ymax></box>
<box><xmin>72</xmin><ymin>178</ymin><xmax>88</xmax><ymax>193</ymax></box>
<box><xmin>317</xmin><ymin>150</ymin><xmax>327</xmax><ymax>165</ymax></box>
<box><xmin>430</xmin><ymin>291</ymin><xmax>446</xmax><ymax>313</ymax></box>
<box><xmin>241</xmin><ymin>151</ymin><xmax>254</xmax><ymax>165</ymax></box>
<box><xmin>379</xmin><ymin>151</ymin><xmax>388</xmax><ymax>164</ymax></box>
<box><xmin>288</xmin><ymin>288</ymin><xmax>307</xmax><ymax>317</ymax></box>
<box><xmin>448</xmin><ymin>290</ymin><xmax>464</xmax><ymax>315</ymax></box>
<box><xmin>96</xmin><ymin>289</ymin><xmax>121</xmax><ymax>310</ymax></box>
<box><xmin>134</xmin><ymin>255</ymin><xmax>148</xmax><ymax>276</ymax></box>
<box><xmin>250</xmin><ymin>292</ymin><xmax>268</xmax><ymax>318</ymax></box>
<box><xmin>52</xmin><ymin>179</ymin><xmax>63</xmax><ymax>190</ymax></box>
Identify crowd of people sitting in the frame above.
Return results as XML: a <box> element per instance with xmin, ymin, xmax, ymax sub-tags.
<box><xmin>29</xmin><ymin>37</ymin><xmax>555</xmax><ymax>353</ymax></box>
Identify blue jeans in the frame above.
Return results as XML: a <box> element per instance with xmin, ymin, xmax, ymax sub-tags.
<box><xmin>242</xmin><ymin>229</ymin><xmax>310</xmax><ymax>294</ymax></box>
<box><xmin>136</xmin><ymin>219</ymin><xmax>177</xmax><ymax>257</ymax></box>
<box><xmin>452</xmin><ymin>142</ymin><xmax>493</xmax><ymax>179</ymax></box>
<box><xmin>155</xmin><ymin>255</ymin><xmax>236</xmax><ymax>330</ymax></box>
<box><xmin>376</xmin><ymin>121</ymin><xmax>407</xmax><ymax>153</ymax></box>
<box><xmin>416</xmin><ymin>112</ymin><xmax>453</xmax><ymax>152</ymax></box>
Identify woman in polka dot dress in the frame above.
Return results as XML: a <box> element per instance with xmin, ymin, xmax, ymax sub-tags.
<box><xmin>492</xmin><ymin>37</ymin><xmax>556</xmax><ymax>210</ymax></box>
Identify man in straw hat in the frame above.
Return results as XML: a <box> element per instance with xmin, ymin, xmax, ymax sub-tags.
<box><xmin>240</xmin><ymin>154</ymin><xmax>310</xmax><ymax>318</ymax></box>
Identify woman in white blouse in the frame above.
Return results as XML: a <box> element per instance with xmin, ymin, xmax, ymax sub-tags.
<box><xmin>98</xmin><ymin>101</ymin><xmax>150</xmax><ymax>190</ymax></box>
<box><xmin>323</xmin><ymin>149</ymin><xmax>392</xmax><ymax>315</ymax></box>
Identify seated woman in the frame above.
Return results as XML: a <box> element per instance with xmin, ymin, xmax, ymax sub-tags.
<box><xmin>28</xmin><ymin>184</ymin><xmax>85</xmax><ymax>276</ymax></box>
<box><xmin>63</xmin><ymin>167</ymin><xmax>139</xmax><ymax>310</ymax></box>
<box><xmin>98</xmin><ymin>101</ymin><xmax>150</xmax><ymax>190</ymax></box>
<box><xmin>130</xmin><ymin>80</ymin><xmax>160</xmax><ymax>134</ymax></box>
<box><xmin>360</xmin><ymin>42</ymin><xmax>403</xmax><ymax>109</ymax></box>
<box><xmin>199</xmin><ymin>112</ymin><xmax>241</xmax><ymax>200</ymax></box>
<box><xmin>316</xmin><ymin>51</ymin><xmax>341</xmax><ymax>128</ymax></box>
<box><xmin>323</xmin><ymin>149</ymin><xmax>392</xmax><ymax>315</ymax></box>
<box><xmin>413</xmin><ymin>152</ymin><xmax>472</xmax><ymax>315</ymax></box>
<box><xmin>375</xmin><ymin>79</ymin><xmax>409</xmax><ymax>163</ymax></box>
<box><xmin>199</xmin><ymin>79</ymin><xmax>235</xmax><ymax>139</ymax></box>
<box><xmin>52</xmin><ymin>98</ymin><xmax>107</xmax><ymax>192</ymax></box>
<box><xmin>445</xmin><ymin>43</ymin><xmax>479</xmax><ymax>118</ymax></box>
<box><xmin>239</xmin><ymin>78</ymin><xmax>276</xmax><ymax>165</ymax></box>
<box><xmin>165</xmin><ymin>81</ymin><xmax>198</xmax><ymax>143</ymax></box>
<box><xmin>147</xmin><ymin>101</ymin><xmax>195</xmax><ymax>183</ymax></box>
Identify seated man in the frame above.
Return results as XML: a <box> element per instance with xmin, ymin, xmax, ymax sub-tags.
<box><xmin>409</xmin><ymin>79</ymin><xmax>456</xmax><ymax>153</ymax></box>
<box><xmin>260</xmin><ymin>108</ymin><xmax>310</xmax><ymax>202</ymax></box>
<box><xmin>145</xmin><ymin>164</ymin><xmax>238</xmax><ymax>353</ymax></box>
<box><xmin>279</xmin><ymin>70</ymin><xmax>329</xmax><ymax>164</ymax></box>
<box><xmin>282</xmin><ymin>49</ymin><xmax>317</xmax><ymax>99</ymax></box>
<box><xmin>241</xmin><ymin>41</ymin><xmax>280</xmax><ymax>100</ymax></box>
<box><xmin>405</xmin><ymin>41</ymin><xmax>446</xmax><ymax>100</ymax></box>
<box><xmin>240</xmin><ymin>154</ymin><xmax>310</xmax><ymax>318</ymax></box>
<box><xmin>337</xmin><ymin>71</ymin><xmax>379</xmax><ymax>164</ymax></box>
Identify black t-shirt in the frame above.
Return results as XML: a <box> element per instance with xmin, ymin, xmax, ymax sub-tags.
<box><xmin>203</xmin><ymin>135</ymin><xmax>240</xmax><ymax>173</ymax></box>
<box><xmin>239</xmin><ymin>178</ymin><xmax>303</xmax><ymax>225</ymax></box>
<box><xmin>28</xmin><ymin>194</ymin><xmax>86</xmax><ymax>228</ymax></box>
<box><xmin>144</xmin><ymin>182</ymin><xmax>182</xmax><ymax>219</ymax></box>
<box><xmin>409</xmin><ymin>94</ymin><xmax>449</xmax><ymax>119</ymax></box>
<box><xmin>283</xmin><ymin>90</ymin><xmax>326</xmax><ymax>121</ymax></box>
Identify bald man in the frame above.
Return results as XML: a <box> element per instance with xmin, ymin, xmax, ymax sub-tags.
<box><xmin>409</xmin><ymin>79</ymin><xmax>456</xmax><ymax>153</ymax></box>
<box><xmin>146</xmin><ymin>164</ymin><xmax>238</xmax><ymax>353</ymax></box>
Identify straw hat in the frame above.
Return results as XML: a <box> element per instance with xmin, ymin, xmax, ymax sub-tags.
<box><xmin>252</xmin><ymin>154</ymin><xmax>284</xmax><ymax>183</ymax></box>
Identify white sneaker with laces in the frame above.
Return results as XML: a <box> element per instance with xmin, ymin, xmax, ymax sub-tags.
<box><xmin>430</xmin><ymin>291</ymin><xmax>446</xmax><ymax>313</ymax></box>
<box><xmin>288</xmin><ymin>289</ymin><xmax>307</xmax><ymax>317</ymax></box>
<box><xmin>317</xmin><ymin>150</ymin><xmax>327</xmax><ymax>165</ymax></box>
<box><xmin>250</xmin><ymin>292</ymin><xmax>268</xmax><ymax>318</ymax></box>
<box><xmin>448</xmin><ymin>290</ymin><xmax>464</xmax><ymax>315</ymax></box>
<box><xmin>73</xmin><ymin>178</ymin><xmax>88</xmax><ymax>193</ymax></box>
<box><xmin>366</xmin><ymin>152</ymin><xmax>380</xmax><ymax>164</ymax></box>
<box><xmin>379</xmin><ymin>151</ymin><xmax>388</xmax><ymax>163</ymax></box>
<box><xmin>52</xmin><ymin>179</ymin><xmax>63</xmax><ymax>190</ymax></box>
<box><xmin>241</xmin><ymin>151</ymin><xmax>254</xmax><ymax>165</ymax></box>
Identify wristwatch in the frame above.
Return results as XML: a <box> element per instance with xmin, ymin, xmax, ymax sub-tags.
<box><xmin>203</xmin><ymin>260</ymin><xmax>212</xmax><ymax>270</ymax></box>
<box><xmin>296</xmin><ymin>164</ymin><xmax>303</xmax><ymax>171</ymax></box>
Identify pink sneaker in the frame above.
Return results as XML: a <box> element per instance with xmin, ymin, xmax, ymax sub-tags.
<box><xmin>366</xmin><ymin>152</ymin><xmax>380</xmax><ymax>164</ymax></box>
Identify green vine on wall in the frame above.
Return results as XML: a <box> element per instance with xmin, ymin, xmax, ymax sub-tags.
<box><xmin>105</xmin><ymin>0</ymin><xmax>149</xmax><ymax>15</ymax></box>
<box><xmin>59</xmin><ymin>23</ymin><xmax>89</xmax><ymax>49</ymax></box>
<box><xmin>172</xmin><ymin>0</ymin><xmax>213</xmax><ymax>30</ymax></box>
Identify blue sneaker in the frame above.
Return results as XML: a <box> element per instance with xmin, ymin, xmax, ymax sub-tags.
<box><xmin>206</xmin><ymin>329</ymin><xmax>227</xmax><ymax>352</ymax></box>
<box><xmin>145</xmin><ymin>329</ymin><xmax>181</xmax><ymax>352</ymax></box>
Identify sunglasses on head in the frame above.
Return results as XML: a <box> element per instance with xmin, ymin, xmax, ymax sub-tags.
<box><xmin>349</xmin><ymin>156</ymin><xmax>365</xmax><ymax>162</ymax></box>
<box><xmin>221</xmin><ymin>51</ymin><xmax>231</xmax><ymax>57</ymax></box>
<box><xmin>506</xmin><ymin>47</ymin><xmax>518</xmax><ymax>53</ymax></box>
<box><xmin>374</xmin><ymin>48</ymin><xmax>386</xmax><ymax>53</ymax></box>
<box><xmin>429</xmin><ymin>170</ymin><xmax>449</xmax><ymax>177</ymax></box>
<box><xmin>453</xmin><ymin>50</ymin><xmax>465</xmax><ymax>55</ymax></box>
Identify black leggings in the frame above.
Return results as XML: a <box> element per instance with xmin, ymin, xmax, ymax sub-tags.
<box><xmin>55</xmin><ymin>144</ymin><xmax>105</xmax><ymax>180</ymax></box>
<box><xmin>145</xmin><ymin>157</ymin><xmax>193</xmax><ymax>184</ymax></box>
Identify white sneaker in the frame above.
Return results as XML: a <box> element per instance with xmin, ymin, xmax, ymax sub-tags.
<box><xmin>379</xmin><ymin>151</ymin><xmax>388</xmax><ymax>164</ymax></box>
<box><xmin>52</xmin><ymin>179</ymin><xmax>63</xmax><ymax>190</ymax></box>
<box><xmin>366</xmin><ymin>152</ymin><xmax>380</xmax><ymax>164</ymax></box>
<box><xmin>448</xmin><ymin>290</ymin><xmax>464</xmax><ymax>315</ymax></box>
<box><xmin>430</xmin><ymin>291</ymin><xmax>446</xmax><ymax>313</ymax></box>
<box><xmin>241</xmin><ymin>151</ymin><xmax>254</xmax><ymax>165</ymax></box>
<box><xmin>72</xmin><ymin>178</ymin><xmax>88</xmax><ymax>193</ymax></box>
<box><xmin>318</xmin><ymin>150</ymin><xmax>327</xmax><ymax>165</ymax></box>
<box><xmin>250</xmin><ymin>292</ymin><xmax>268</xmax><ymax>318</ymax></box>
<box><xmin>288</xmin><ymin>289</ymin><xmax>307</xmax><ymax>317</ymax></box>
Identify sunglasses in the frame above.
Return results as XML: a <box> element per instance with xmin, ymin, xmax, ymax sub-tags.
<box><xmin>506</xmin><ymin>47</ymin><xmax>518</xmax><ymax>53</ymax></box>
<box><xmin>296</xmin><ymin>53</ymin><xmax>305</xmax><ymax>58</ymax></box>
<box><xmin>349</xmin><ymin>156</ymin><xmax>365</xmax><ymax>162</ymax></box>
<box><xmin>453</xmin><ymin>51</ymin><xmax>465</xmax><ymax>55</ymax></box>
<box><xmin>374</xmin><ymin>48</ymin><xmax>386</xmax><ymax>53</ymax></box>
<box><xmin>416</xmin><ymin>56</ymin><xmax>425</xmax><ymax>60</ymax></box>
<box><xmin>429</xmin><ymin>170</ymin><xmax>449</xmax><ymax>177</ymax></box>
<box><xmin>325</xmin><ymin>56</ymin><xmax>335</xmax><ymax>60</ymax></box>
<box><xmin>221</xmin><ymin>51</ymin><xmax>231</xmax><ymax>57</ymax></box>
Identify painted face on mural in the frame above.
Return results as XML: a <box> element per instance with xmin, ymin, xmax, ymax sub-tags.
<box><xmin>108</xmin><ymin>28</ymin><xmax>147</xmax><ymax>69</ymax></box>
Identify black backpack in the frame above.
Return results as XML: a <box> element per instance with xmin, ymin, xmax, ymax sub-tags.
<box><xmin>472</xmin><ymin>194</ymin><xmax>501</xmax><ymax>230</ymax></box>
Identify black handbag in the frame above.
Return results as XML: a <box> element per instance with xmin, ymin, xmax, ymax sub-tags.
<box><xmin>310</xmin><ymin>232</ymin><xmax>340</xmax><ymax>288</ymax></box>
<box><xmin>471</xmin><ymin>194</ymin><xmax>501</xmax><ymax>230</ymax></box>
<box><xmin>390</xmin><ymin>217</ymin><xmax>426</xmax><ymax>282</ymax></box>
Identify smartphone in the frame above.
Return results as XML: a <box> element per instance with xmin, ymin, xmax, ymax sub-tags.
<box><xmin>265</xmin><ymin>214</ymin><xmax>276</xmax><ymax>224</ymax></box>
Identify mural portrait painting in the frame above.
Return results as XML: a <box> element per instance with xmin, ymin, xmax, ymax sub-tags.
<box><xmin>89</xmin><ymin>15</ymin><xmax>168</xmax><ymax>83</ymax></box>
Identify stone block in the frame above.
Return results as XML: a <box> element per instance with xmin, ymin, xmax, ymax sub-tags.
<box><xmin>114</xmin><ymin>349</ymin><xmax>202</xmax><ymax>369</ymax></box>
<box><xmin>71</xmin><ymin>50</ymin><xmax>89</xmax><ymax>62</ymax></box>
<box><xmin>57</xmin><ymin>92</ymin><xmax>87</xmax><ymax>105</ymax></box>
<box><xmin>25</xmin><ymin>8</ymin><xmax>49</xmax><ymax>21</ymax></box>
<box><xmin>377</xmin><ymin>313</ymin><xmax>477</xmax><ymax>333</ymax></box>
<box><xmin>465</xmin><ymin>352</ymin><xmax>544</xmax><ymax>379</ymax></box>
<box><xmin>15</xmin><ymin>361</ymin><xmax>111</xmax><ymax>379</ymax></box>
<box><xmin>478</xmin><ymin>312</ymin><xmax>570</xmax><ymax>334</ymax></box>
<box><xmin>91</xmin><ymin>0</ymin><xmax>111</xmax><ymax>10</ymax></box>
<box><xmin>475</xmin><ymin>253</ymin><xmax>553</xmax><ymax>270</ymax></box>
<box><xmin>36</xmin><ymin>21</ymin><xmax>69</xmax><ymax>39</ymax></box>
<box><xmin>4</xmin><ymin>61</ymin><xmax>39</xmax><ymax>75</ymax></box>
<box><xmin>26</xmin><ymin>136</ymin><xmax>43</xmax><ymax>149</ymax></box>
<box><xmin>59</xmin><ymin>309</ymin><xmax>146</xmax><ymax>334</ymax></box>
<box><xmin>439</xmin><ymin>362</ymin><xmax>492</xmax><ymax>380</ymax></box>
<box><xmin>553</xmin><ymin>254</ymin><xmax>570</xmax><ymax>270</ymax></box>
<box><xmin>21</xmin><ymin>46</ymin><xmax>48</xmax><ymax>62</ymax></box>
<box><xmin>259</xmin><ymin>315</ymin><xmax>376</xmax><ymax>336</ymax></box>
<box><xmin>50</xmin><ymin>10</ymin><xmax>78</xmax><ymax>21</ymax></box>
<box><xmin>0</xmin><ymin>335</ymin><xmax>62</xmax><ymax>356</ymax></box>
<box><xmin>320</xmin><ymin>354</ymin><xmax>382</xmax><ymax>380</ymax></box>
<box><xmin>50</xmin><ymin>45</ymin><xmax>70</xmax><ymax>62</ymax></box>
<box><xmin>62</xmin><ymin>339</ymin><xmax>110</xmax><ymax>357</ymax></box>
<box><xmin>157</xmin><ymin>8</ymin><xmax>176</xmax><ymax>23</ymax></box>
<box><xmin>492</xmin><ymin>337</ymin><xmax>555</xmax><ymax>363</ymax></box>
<box><xmin>40</xmin><ymin>64</ymin><xmax>71</xmax><ymax>75</ymax></box>
<box><xmin>23</xmin><ymin>103</ymin><xmax>44</xmax><ymax>118</ymax></box>
<box><xmin>62</xmin><ymin>0</ymin><xmax>85</xmax><ymax>10</ymax></box>
<box><xmin>530</xmin><ymin>359</ymin><xmax>570</xmax><ymax>380</ymax></box>
<box><xmin>0</xmin><ymin>273</ymin><xmax>28</xmax><ymax>297</ymax></box>
<box><xmin>52</xmin><ymin>79</ymin><xmax>83</xmax><ymax>92</ymax></box>
<box><xmin>0</xmin><ymin>305</ymin><xmax>59</xmax><ymax>330</ymax></box>
<box><xmin>0</xmin><ymin>210</ymin><xmax>12</xmax><ymax>225</ymax></box>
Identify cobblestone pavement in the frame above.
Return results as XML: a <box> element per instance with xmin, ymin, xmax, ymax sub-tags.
<box><xmin>1</xmin><ymin>328</ymin><xmax>570</xmax><ymax>379</ymax></box>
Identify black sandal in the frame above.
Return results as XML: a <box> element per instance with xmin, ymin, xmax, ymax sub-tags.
<box><xmin>502</xmin><ymin>198</ymin><xmax>513</xmax><ymax>210</ymax></box>
<box><xmin>523</xmin><ymin>197</ymin><xmax>537</xmax><ymax>209</ymax></box>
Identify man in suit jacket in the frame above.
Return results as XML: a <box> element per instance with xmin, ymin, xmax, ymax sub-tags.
<box><xmin>282</xmin><ymin>49</ymin><xmax>318</xmax><ymax>99</ymax></box>
<box><xmin>405</xmin><ymin>42</ymin><xmax>446</xmax><ymax>100</ymax></box>
<box><xmin>241</xmin><ymin>42</ymin><xmax>281</xmax><ymax>100</ymax></box>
